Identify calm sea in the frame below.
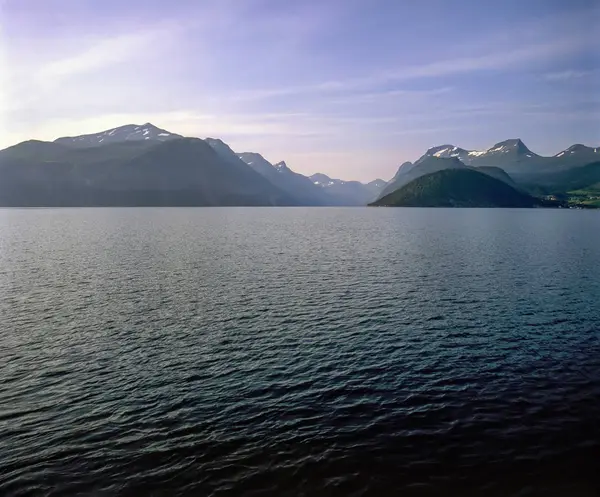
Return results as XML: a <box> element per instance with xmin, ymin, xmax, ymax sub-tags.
<box><xmin>1</xmin><ymin>207</ymin><xmax>600</xmax><ymax>496</ymax></box>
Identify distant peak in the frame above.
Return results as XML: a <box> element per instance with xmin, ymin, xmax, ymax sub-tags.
<box><xmin>274</xmin><ymin>161</ymin><xmax>290</xmax><ymax>172</ymax></box>
<box><xmin>555</xmin><ymin>143</ymin><xmax>599</xmax><ymax>157</ymax></box>
<box><xmin>53</xmin><ymin>122</ymin><xmax>181</xmax><ymax>147</ymax></box>
<box><xmin>426</xmin><ymin>144</ymin><xmax>456</xmax><ymax>155</ymax></box>
<box><xmin>488</xmin><ymin>138</ymin><xmax>535</xmax><ymax>156</ymax></box>
<box><xmin>565</xmin><ymin>143</ymin><xmax>592</xmax><ymax>151</ymax></box>
<box><xmin>310</xmin><ymin>173</ymin><xmax>332</xmax><ymax>183</ymax></box>
<box><xmin>495</xmin><ymin>138</ymin><xmax>523</xmax><ymax>146</ymax></box>
<box><xmin>238</xmin><ymin>152</ymin><xmax>267</xmax><ymax>162</ymax></box>
<box><xmin>392</xmin><ymin>161</ymin><xmax>414</xmax><ymax>180</ymax></box>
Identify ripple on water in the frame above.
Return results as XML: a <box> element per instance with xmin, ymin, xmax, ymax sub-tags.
<box><xmin>1</xmin><ymin>207</ymin><xmax>600</xmax><ymax>496</ymax></box>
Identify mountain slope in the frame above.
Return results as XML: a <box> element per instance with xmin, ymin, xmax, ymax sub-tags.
<box><xmin>475</xmin><ymin>166</ymin><xmax>519</xmax><ymax>189</ymax></box>
<box><xmin>371</xmin><ymin>169</ymin><xmax>539</xmax><ymax>208</ymax></box>
<box><xmin>415</xmin><ymin>139</ymin><xmax>538</xmax><ymax>167</ymax></box>
<box><xmin>309</xmin><ymin>173</ymin><xmax>378</xmax><ymax>206</ymax></box>
<box><xmin>204</xmin><ymin>138</ymin><xmax>299</xmax><ymax>204</ymax></box>
<box><xmin>388</xmin><ymin>162</ymin><xmax>414</xmax><ymax>182</ymax></box>
<box><xmin>535</xmin><ymin>161</ymin><xmax>600</xmax><ymax>192</ymax></box>
<box><xmin>552</xmin><ymin>144</ymin><xmax>600</xmax><ymax>169</ymax></box>
<box><xmin>415</xmin><ymin>145</ymin><xmax>471</xmax><ymax>164</ymax></box>
<box><xmin>0</xmin><ymin>138</ymin><xmax>295</xmax><ymax>206</ymax></box>
<box><xmin>379</xmin><ymin>156</ymin><xmax>467</xmax><ymax>198</ymax></box>
<box><xmin>237</xmin><ymin>153</ymin><xmax>334</xmax><ymax>205</ymax></box>
<box><xmin>55</xmin><ymin>123</ymin><xmax>182</xmax><ymax>148</ymax></box>
<box><xmin>411</xmin><ymin>139</ymin><xmax>600</xmax><ymax>181</ymax></box>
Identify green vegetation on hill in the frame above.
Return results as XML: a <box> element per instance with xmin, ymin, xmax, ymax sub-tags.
<box><xmin>370</xmin><ymin>168</ymin><xmax>539</xmax><ymax>208</ymax></box>
<box><xmin>567</xmin><ymin>183</ymin><xmax>600</xmax><ymax>207</ymax></box>
<box><xmin>540</xmin><ymin>161</ymin><xmax>600</xmax><ymax>192</ymax></box>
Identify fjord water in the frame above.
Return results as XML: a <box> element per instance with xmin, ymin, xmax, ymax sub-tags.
<box><xmin>1</xmin><ymin>207</ymin><xmax>600</xmax><ymax>497</ymax></box>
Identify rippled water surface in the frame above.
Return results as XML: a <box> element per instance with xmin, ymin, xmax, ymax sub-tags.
<box><xmin>1</xmin><ymin>207</ymin><xmax>600</xmax><ymax>497</ymax></box>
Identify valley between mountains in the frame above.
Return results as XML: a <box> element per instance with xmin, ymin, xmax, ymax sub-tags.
<box><xmin>1</xmin><ymin>123</ymin><xmax>598</xmax><ymax>208</ymax></box>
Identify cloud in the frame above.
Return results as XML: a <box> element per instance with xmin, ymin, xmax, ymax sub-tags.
<box><xmin>327</xmin><ymin>86</ymin><xmax>454</xmax><ymax>105</ymax></box>
<box><xmin>387</xmin><ymin>38</ymin><xmax>582</xmax><ymax>79</ymax></box>
<box><xmin>2</xmin><ymin>22</ymin><xmax>184</xmax><ymax>120</ymax></box>
<box><xmin>543</xmin><ymin>70</ymin><xmax>596</xmax><ymax>81</ymax></box>
<box><xmin>34</xmin><ymin>24</ymin><xmax>178</xmax><ymax>86</ymax></box>
<box><xmin>37</xmin><ymin>33</ymin><xmax>156</xmax><ymax>81</ymax></box>
<box><xmin>225</xmin><ymin>34</ymin><xmax>592</xmax><ymax>103</ymax></box>
<box><xmin>0</xmin><ymin>110</ymin><xmax>345</xmax><ymax>148</ymax></box>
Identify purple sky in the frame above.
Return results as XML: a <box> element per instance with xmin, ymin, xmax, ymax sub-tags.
<box><xmin>1</xmin><ymin>0</ymin><xmax>598</xmax><ymax>181</ymax></box>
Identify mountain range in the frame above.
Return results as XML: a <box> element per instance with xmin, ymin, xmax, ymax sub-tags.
<box><xmin>0</xmin><ymin>138</ymin><xmax>294</xmax><ymax>206</ymax></box>
<box><xmin>0</xmin><ymin>124</ymin><xmax>386</xmax><ymax>207</ymax></box>
<box><xmin>402</xmin><ymin>139</ymin><xmax>600</xmax><ymax>180</ymax></box>
<box><xmin>0</xmin><ymin>123</ymin><xmax>598</xmax><ymax>207</ymax></box>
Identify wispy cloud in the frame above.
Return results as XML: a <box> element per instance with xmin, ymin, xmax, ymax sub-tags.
<box><xmin>226</xmin><ymin>34</ymin><xmax>592</xmax><ymax>102</ymax></box>
<box><xmin>543</xmin><ymin>69</ymin><xmax>597</xmax><ymax>81</ymax></box>
<box><xmin>328</xmin><ymin>86</ymin><xmax>454</xmax><ymax>105</ymax></box>
<box><xmin>34</xmin><ymin>23</ymin><xmax>180</xmax><ymax>85</ymax></box>
<box><xmin>387</xmin><ymin>38</ymin><xmax>584</xmax><ymax>79</ymax></box>
<box><xmin>37</xmin><ymin>32</ymin><xmax>158</xmax><ymax>81</ymax></box>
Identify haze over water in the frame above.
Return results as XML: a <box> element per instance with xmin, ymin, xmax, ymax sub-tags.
<box><xmin>1</xmin><ymin>207</ymin><xmax>600</xmax><ymax>496</ymax></box>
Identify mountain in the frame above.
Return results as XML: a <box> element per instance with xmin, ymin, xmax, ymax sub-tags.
<box><xmin>415</xmin><ymin>145</ymin><xmax>472</xmax><ymax>164</ymax></box>
<box><xmin>410</xmin><ymin>139</ymin><xmax>600</xmax><ymax>182</ymax></box>
<box><xmin>309</xmin><ymin>173</ymin><xmax>379</xmax><ymax>206</ymax></box>
<box><xmin>55</xmin><ymin>123</ymin><xmax>182</xmax><ymax>148</ymax></box>
<box><xmin>415</xmin><ymin>139</ymin><xmax>537</xmax><ymax>166</ymax></box>
<box><xmin>379</xmin><ymin>156</ymin><xmax>467</xmax><ymax>198</ymax></box>
<box><xmin>389</xmin><ymin>162</ymin><xmax>414</xmax><ymax>183</ymax></box>
<box><xmin>553</xmin><ymin>144</ymin><xmax>600</xmax><ymax>169</ymax></box>
<box><xmin>535</xmin><ymin>161</ymin><xmax>600</xmax><ymax>193</ymax></box>
<box><xmin>236</xmin><ymin>153</ymin><xmax>334</xmax><ymax>205</ymax></box>
<box><xmin>377</xmin><ymin>155</ymin><xmax>522</xmax><ymax>201</ymax></box>
<box><xmin>555</xmin><ymin>144</ymin><xmax>599</xmax><ymax>157</ymax></box>
<box><xmin>0</xmin><ymin>137</ymin><xmax>296</xmax><ymax>206</ymax></box>
<box><xmin>464</xmin><ymin>139</ymin><xmax>542</xmax><ymax>176</ymax></box>
<box><xmin>367</xmin><ymin>179</ymin><xmax>386</xmax><ymax>190</ymax></box>
<box><xmin>475</xmin><ymin>166</ymin><xmax>519</xmax><ymax>189</ymax></box>
<box><xmin>371</xmin><ymin>169</ymin><xmax>539</xmax><ymax>208</ymax></box>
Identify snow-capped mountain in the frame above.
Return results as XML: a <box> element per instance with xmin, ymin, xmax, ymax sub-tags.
<box><xmin>54</xmin><ymin>123</ymin><xmax>182</xmax><ymax>148</ymax></box>
<box><xmin>417</xmin><ymin>145</ymin><xmax>471</xmax><ymax>163</ymax></box>
<box><xmin>555</xmin><ymin>144</ymin><xmax>600</xmax><ymax>158</ymax></box>
<box><xmin>309</xmin><ymin>173</ymin><xmax>384</xmax><ymax>205</ymax></box>
<box><xmin>475</xmin><ymin>139</ymin><xmax>538</xmax><ymax>159</ymax></box>
<box><xmin>274</xmin><ymin>161</ymin><xmax>293</xmax><ymax>173</ymax></box>
<box><xmin>310</xmin><ymin>173</ymin><xmax>348</xmax><ymax>187</ymax></box>
<box><xmin>367</xmin><ymin>179</ymin><xmax>386</xmax><ymax>189</ymax></box>
<box><xmin>416</xmin><ymin>139</ymin><xmax>538</xmax><ymax>166</ymax></box>
<box><xmin>237</xmin><ymin>152</ymin><xmax>278</xmax><ymax>178</ymax></box>
<box><xmin>237</xmin><ymin>153</ymin><xmax>334</xmax><ymax>205</ymax></box>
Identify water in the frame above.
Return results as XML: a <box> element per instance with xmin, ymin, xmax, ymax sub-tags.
<box><xmin>1</xmin><ymin>207</ymin><xmax>600</xmax><ymax>497</ymax></box>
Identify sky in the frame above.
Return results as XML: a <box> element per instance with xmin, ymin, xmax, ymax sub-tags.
<box><xmin>0</xmin><ymin>0</ymin><xmax>599</xmax><ymax>181</ymax></box>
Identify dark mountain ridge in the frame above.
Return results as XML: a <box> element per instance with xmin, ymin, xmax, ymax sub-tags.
<box><xmin>372</xmin><ymin>168</ymin><xmax>539</xmax><ymax>208</ymax></box>
<box><xmin>0</xmin><ymin>137</ymin><xmax>295</xmax><ymax>207</ymax></box>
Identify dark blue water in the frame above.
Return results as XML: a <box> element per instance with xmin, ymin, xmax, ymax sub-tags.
<box><xmin>1</xmin><ymin>207</ymin><xmax>600</xmax><ymax>497</ymax></box>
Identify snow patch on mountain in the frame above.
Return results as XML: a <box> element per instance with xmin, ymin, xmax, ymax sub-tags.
<box><xmin>54</xmin><ymin>123</ymin><xmax>182</xmax><ymax>148</ymax></box>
